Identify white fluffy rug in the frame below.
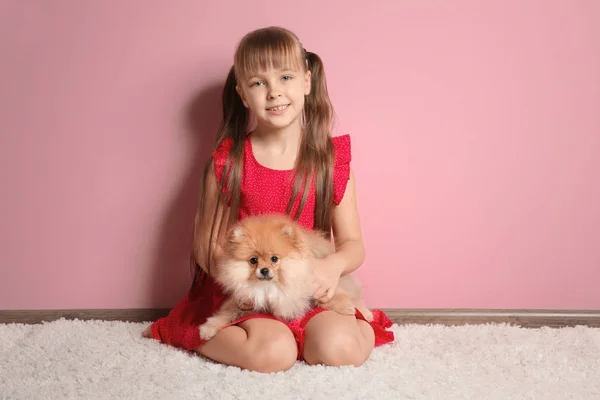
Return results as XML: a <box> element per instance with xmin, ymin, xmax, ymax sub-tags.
<box><xmin>1</xmin><ymin>319</ymin><xmax>599</xmax><ymax>399</ymax></box>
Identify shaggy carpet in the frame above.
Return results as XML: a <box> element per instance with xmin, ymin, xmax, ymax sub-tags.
<box><xmin>1</xmin><ymin>319</ymin><xmax>599</xmax><ymax>399</ymax></box>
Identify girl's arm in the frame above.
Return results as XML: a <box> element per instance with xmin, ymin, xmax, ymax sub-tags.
<box><xmin>312</xmin><ymin>169</ymin><xmax>365</xmax><ymax>301</ymax></box>
<box><xmin>328</xmin><ymin>169</ymin><xmax>366</xmax><ymax>276</ymax></box>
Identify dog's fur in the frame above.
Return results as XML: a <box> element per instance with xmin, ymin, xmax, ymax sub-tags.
<box><xmin>199</xmin><ymin>214</ymin><xmax>373</xmax><ymax>340</ymax></box>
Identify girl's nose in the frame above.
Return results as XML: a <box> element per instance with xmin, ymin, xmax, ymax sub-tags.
<box><xmin>267</xmin><ymin>84</ymin><xmax>282</xmax><ymax>99</ymax></box>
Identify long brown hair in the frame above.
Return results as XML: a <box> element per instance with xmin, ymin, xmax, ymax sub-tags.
<box><xmin>193</xmin><ymin>27</ymin><xmax>335</xmax><ymax>281</ymax></box>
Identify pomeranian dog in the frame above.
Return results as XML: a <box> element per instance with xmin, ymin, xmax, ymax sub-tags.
<box><xmin>199</xmin><ymin>214</ymin><xmax>373</xmax><ymax>340</ymax></box>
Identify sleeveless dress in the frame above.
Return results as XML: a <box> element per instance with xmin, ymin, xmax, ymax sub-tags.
<box><xmin>150</xmin><ymin>134</ymin><xmax>395</xmax><ymax>360</ymax></box>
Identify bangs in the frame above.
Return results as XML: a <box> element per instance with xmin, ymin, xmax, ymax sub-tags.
<box><xmin>234</xmin><ymin>29</ymin><xmax>305</xmax><ymax>80</ymax></box>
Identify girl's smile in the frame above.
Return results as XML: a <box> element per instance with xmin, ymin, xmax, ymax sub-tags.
<box><xmin>266</xmin><ymin>103</ymin><xmax>290</xmax><ymax>115</ymax></box>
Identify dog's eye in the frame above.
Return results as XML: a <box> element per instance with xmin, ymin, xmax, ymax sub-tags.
<box><xmin>249</xmin><ymin>257</ymin><xmax>258</xmax><ymax>265</ymax></box>
<box><xmin>270</xmin><ymin>256</ymin><xmax>279</xmax><ymax>263</ymax></box>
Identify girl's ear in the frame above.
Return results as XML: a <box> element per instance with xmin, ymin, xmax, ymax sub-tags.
<box><xmin>304</xmin><ymin>70</ymin><xmax>312</xmax><ymax>96</ymax></box>
<box><xmin>235</xmin><ymin>85</ymin><xmax>249</xmax><ymax>108</ymax></box>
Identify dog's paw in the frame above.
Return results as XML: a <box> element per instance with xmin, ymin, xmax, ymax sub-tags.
<box><xmin>199</xmin><ymin>321</ymin><xmax>221</xmax><ymax>341</ymax></box>
<box><xmin>332</xmin><ymin>303</ymin><xmax>357</xmax><ymax>316</ymax></box>
<box><xmin>324</xmin><ymin>298</ymin><xmax>356</xmax><ymax>316</ymax></box>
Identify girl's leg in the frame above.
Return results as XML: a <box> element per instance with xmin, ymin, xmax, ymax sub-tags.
<box><xmin>302</xmin><ymin>310</ymin><xmax>375</xmax><ymax>367</ymax></box>
<box><xmin>144</xmin><ymin>318</ymin><xmax>297</xmax><ymax>373</ymax></box>
<box><xmin>196</xmin><ymin>318</ymin><xmax>297</xmax><ymax>373</ymax></box>
<box><xmin>142</xmin><ymin>317</ymin><xmax>297</xmax><ymax>373</ymax></box>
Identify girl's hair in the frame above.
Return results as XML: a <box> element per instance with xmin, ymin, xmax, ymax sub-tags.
<box><xmin>193</xmin><ymin>26</ymin><xmax>335</xmax><ymax>280</ymax></box>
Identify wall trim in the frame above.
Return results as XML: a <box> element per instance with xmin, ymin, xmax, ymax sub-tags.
<box><xmin>1</xmin><ymin>308</ymin><xmax>600</xmax><ymax>327</ymax></box>
<box><xmin>379</xmin><ymin>308</ymin><xmax>600</xmax><ymax>328</ymax></box>
<box><xmin>0</xmin><ymin>309</ymin><xmax>171</xmax><ymax>325</ymax></box>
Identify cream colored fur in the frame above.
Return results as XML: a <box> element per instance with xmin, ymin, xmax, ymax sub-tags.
<box><xmin>199</xmin><ymin>214</ymin><xmax>372</xmax><ymax>341</ymax></box>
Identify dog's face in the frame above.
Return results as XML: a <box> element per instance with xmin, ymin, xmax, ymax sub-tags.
<box><xmin>215</xmin><ymin>215</ymin><xmax>305</xmax><ymax>288</ymax></box>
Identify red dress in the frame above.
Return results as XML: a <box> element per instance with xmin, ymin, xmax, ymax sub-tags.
<box><xmin>151</xmin><ymin>134</ymin><xmax>395</xmax><ymax>360</ymax></box>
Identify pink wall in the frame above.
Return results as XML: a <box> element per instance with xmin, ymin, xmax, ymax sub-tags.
<box><xmin>1</xmin><ymin>1</ymin><xmax>599</xmax><ymax>310</ymax></box>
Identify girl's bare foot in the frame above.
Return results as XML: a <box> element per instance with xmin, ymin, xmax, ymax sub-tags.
<box><xmin>142</xmin><ymin>325</ymin><xmax>153</xmax><ymax>338</ymax></box>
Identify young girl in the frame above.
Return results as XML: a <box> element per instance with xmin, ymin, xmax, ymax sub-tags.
<box><xmin>143</xmin><ymin>26</ymin><xmax>394</xmax><ymax>373</ymax></box>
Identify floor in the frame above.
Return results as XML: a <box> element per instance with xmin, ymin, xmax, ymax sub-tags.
<box><xmin>1</xmin><ymin>318</ymin><xmax>599</xmax><ymax>399</ymax></box>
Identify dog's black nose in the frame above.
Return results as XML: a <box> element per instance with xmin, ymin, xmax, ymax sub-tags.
<box><xmin>260</xmin><ymin>268</ymin><xmax>270</xmax><ymax>276</ymax></box>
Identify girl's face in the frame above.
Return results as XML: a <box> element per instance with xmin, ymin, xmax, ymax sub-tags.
<box><xmin>236</xmin><ymin>65</ymin><xmax>311</xmax><ymax>131</ymax></box>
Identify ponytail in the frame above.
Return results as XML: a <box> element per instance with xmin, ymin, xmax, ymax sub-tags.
<box><xmin>304</xmin><ymin>51</ymin><xmax>333</xmax><ymax>129</ymax></box>
<box><xmin>191</xmin><ymin>66</ymin><xmax>249</xmax><ymax>281</ymax></box>
<box><xmin>217</xmin><ymin>66</ymin><xmax>247</xmax><ymax>213</ymax></box>
<box><xmin>218</xmin><ymin>66</ymin><xmax>248</xmax><ymax>146</ymax></box>
<box><xmin>286</xmin><ymin>50</ymin><xmax>335</xmax><ymax>235</ymax></box>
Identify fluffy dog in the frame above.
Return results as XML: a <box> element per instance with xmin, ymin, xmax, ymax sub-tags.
<box><xmin>199</xmin><ymin>214</ymin><xmax>373</xmax><ymax>340</ymax></box>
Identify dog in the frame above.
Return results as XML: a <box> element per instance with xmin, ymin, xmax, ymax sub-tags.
<box><xmin>198</xmin><ymin>214</ymin><xmax>373</xmax><ymax>340</ymax></box>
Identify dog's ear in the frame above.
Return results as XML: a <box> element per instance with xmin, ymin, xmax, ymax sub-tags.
<box><xmin>232</xmin><ymin>226</ymin><xmax>244</xmax><ymax>238</ymax></box>
<box><xmin>281</xmin><ymin>218</ymin><xmax>301</xmax><ymax>238</ymax></box>
<box><xmin>229</xmin><ymin>225</ymin><xmax>245</xmax><ymax>243</ymax></box>
<box><xmin>280</xmin><ymin>221</ymin><xmax>303</xmax><ymax>247</ymax></box>
<box><xmin>281</xmin><ymin>223</ymin><xmax>294</xmax><ymax>236</ymax></box>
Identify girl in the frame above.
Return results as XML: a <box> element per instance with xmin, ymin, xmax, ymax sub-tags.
<box><xmin>143</xmin><ymin>26</ymin><xmax>394</xmax><ymax>373</ymax></box>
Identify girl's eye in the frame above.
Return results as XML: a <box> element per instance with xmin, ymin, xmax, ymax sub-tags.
<box><xmin>249</xmin><ymin>257</ymin><xmax>258</xmax><ymax>264</ymax></box>
<box><xmin>271</xmin><ymin>256</ymin><xmax>279</xmax><ymax>263</ymax></box>
<box><xmin>282</xmin><ymin>75</ymin><xmax>292</xmax><ymax>81</ymax></box>
<box><xmin>251</xmin><ymin>81</ymin><xmax>264</xmax><ymax>87</ymax></box>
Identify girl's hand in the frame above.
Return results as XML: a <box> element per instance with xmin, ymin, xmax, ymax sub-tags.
<box><xmin>311</xmin><ymin>257</ymin><xmax>343</xmax><ymax>304</ymax></box>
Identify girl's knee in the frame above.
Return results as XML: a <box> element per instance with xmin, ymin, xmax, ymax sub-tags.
<box><xmin>304</xmin><ymin>332</ymin><xmax>369</xmax><ymax>367</ymax></box>
<box><xmin>246</xmin><ymin>332</ymin><xmax>297</xmax><ymax>373</ymax></box>
<box><xmin>195</xmin><ymin>320</ymin><xmax>297</xmax><ymax>373</ymax></box>
<box><xmin>303</xmin><ymin>317</ymin><xmax>374</xmax><ymax>367</ymax></box>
